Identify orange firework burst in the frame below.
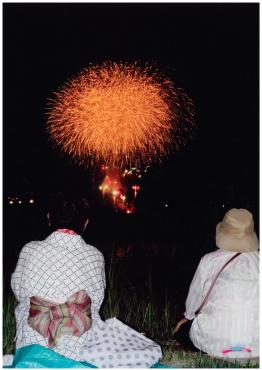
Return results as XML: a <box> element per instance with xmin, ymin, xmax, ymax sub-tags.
<box><xmin>47</xmin><ymin>62</ymin><xmax>195</xmax><ymax>167</ymax></box>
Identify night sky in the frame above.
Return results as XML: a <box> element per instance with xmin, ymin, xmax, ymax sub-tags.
<box><xmin>3</xmin><ymin>3</ymin><xmax>259</xmax><ymax>243</ymax></box>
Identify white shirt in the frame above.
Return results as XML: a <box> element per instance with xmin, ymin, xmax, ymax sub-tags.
<box><xmin>185</xmin><ymin>249</ymin><xmax>259</xmax><ymax>358</ymax></box>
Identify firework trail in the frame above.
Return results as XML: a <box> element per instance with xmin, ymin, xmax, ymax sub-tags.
<box><xmin>47</xmin><ymin>62</ymin><xmax>195</xmax><ymax>168</ymax></box>
<box><xmin>98</xmin><ymin>166</ymin><xmax>137</xmax><ymax>214</ymax></box>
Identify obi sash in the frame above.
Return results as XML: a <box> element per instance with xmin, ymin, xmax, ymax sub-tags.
<box><xmin>28</xmin><ymin>290</ymin><xmax>92</xmax><ymax>348</ymax></box>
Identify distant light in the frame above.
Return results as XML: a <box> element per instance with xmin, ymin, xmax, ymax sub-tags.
<box><xmin>9</xmin><ymin>200</ymin><xmax>14</xmax><ymax>205</ymax></box>
<box><xmin>165</xmin><ymin>204</ymin><xmax>168</xmax><ymax>208</ymax></box>
<box><xmin>222</xmin><ymin>204</ymin><xmax>225</xmax><ymax>208</ymax></box>
<box><xmin>18</xmin><ymin>200</ymin><xmax>22</xmax><ymax>204</ymax></box>
<box><xmin>29</xmin><ymin>199</ymin><xmax>34</xmax><ymax>204</ymax></box>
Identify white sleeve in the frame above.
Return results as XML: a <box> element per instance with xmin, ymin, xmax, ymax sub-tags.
<box><xmin>185</xmin><ymin>257</ymin><xmax>205</xmax><ymax>320</ymax></box>
<box><xmin>96</xmin><ymin>255</ymin><xmax>106</xmax><ymax>307</ymax></box>
<box><xmin>11</xmin><ymin>245</ymin><xmax>30</xmax><ymax>302</ymax></box>
<box><xmin>101</xmin><ymin>255</ymin><xmax>106</xmax><ymax>290</ymax></box>
<box><xmin>89</xmin><ymin>253</ymin><xmax>106</xmax><ymax>315</ymax></box>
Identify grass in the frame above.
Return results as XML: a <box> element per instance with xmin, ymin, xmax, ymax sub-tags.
<box><xmin>102</xmin><ymin>251</ymin><xmax>178</xmax><ymax>341</ymax></box>
<box><xmin>3</xmin><ymin>294</ymin><xmax>16</xmax><ymax>355</ymax></box>
<box><xmin>3</xmin><ymin>251</ymin><xmax>259</xmax><ymax>368</ymax></box>
<box><xmin>162</xmin><ymin>349</ymin><xmax>259</xmax><ymax>368</ymax></box>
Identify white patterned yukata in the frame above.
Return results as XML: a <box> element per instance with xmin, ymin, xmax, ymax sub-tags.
<box><xmin>11</xmin><ymin>231</ymin><xmax>162</xmax><ymax>368</ymax></box>
<box><xmin>185</xmin><ymin>249</ymin><xmax>259</xmax><ymax>359</ymax></box>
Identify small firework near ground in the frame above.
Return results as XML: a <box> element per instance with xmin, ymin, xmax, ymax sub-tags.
<box><xmin>98</xmin><ymin>165</ymin><xmax>142</xmax><ymax>213</ymax></box>
<box><xmin>47</xmin><ymin>61</ymin><xmax>195</xmax><ymax>168</ymax></box>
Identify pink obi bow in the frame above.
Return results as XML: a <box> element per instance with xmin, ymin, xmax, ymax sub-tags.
<box><xmin>28</xmin><ymin>290</ymin><xmax>92</xmax><ymax>348</ymax></box>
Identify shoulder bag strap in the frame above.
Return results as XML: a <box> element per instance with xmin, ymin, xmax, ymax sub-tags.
<box><xmin>195</xmin><ymin>252</ymin><xmax>241</xmax><ymax>316</ymax></box>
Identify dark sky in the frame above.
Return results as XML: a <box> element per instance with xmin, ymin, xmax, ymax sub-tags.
<box><xmin>3</xmin><ymin>3</ymin><xmax>259</xmax><ymax>211</ymax></box>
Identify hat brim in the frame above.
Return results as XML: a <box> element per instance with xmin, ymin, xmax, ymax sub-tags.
<box><xmin>216</xmin><ymin>222</ymin><xmax>259</xmax><ymax>253</ymax></box>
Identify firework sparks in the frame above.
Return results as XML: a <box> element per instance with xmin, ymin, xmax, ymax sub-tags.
<box><xmin>47</xmin><ymin>62</ymin><xmax>195</xmax><ymax>168</ymax></box>
<box><xmin>132</xmin><ymin>185</ymin><xmax>140</xmax><ymax>198</ymax></box>
<box><xmin>99</xmin><ymin>167</ymin><xmax>127</xmax><ymax>209</ymax></box>
<box><xmin>98</xmin><ymin>166</ymin><xmax>142</xmax><ymax>213</ymax></box>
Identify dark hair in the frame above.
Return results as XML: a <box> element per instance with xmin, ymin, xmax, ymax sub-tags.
<box><xmin>48</xmin><ymin>193</ymin><xmax>91</xmax><ymax>234</ymax></box>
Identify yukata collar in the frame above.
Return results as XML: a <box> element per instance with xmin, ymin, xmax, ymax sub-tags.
<box><xmin>45</xmin><ymin>230</ymin><xmax>82</xmax><ymax>246</ymax></box>
<box><xmin>57</xmin><ymin>229</ymin><xmax>78</xmax><ymax>235</ymax></box>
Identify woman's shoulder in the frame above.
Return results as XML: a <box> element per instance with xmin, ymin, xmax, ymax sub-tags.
<box><xmin>200</xmin><ymin>249</ymin><xmax>223</xmax><ymax>263</ymax></box>
<box><xmin>16</xmin><ymin>240</ymin><xmax>42</xmax><ymax>261</ymax></box>
<box><xmin>82</xmin><ymin>241</ymin><xmax>104</xmax><ymax>260</ymax></box>
<box><xmin>200</xmin><ymin>249</ymin><xmax>259</xmax><ymax>273</ymax></box>
<box><xmin>21</xmin><ymin>232</ymin><xmax>58</xmax><ymax>251</ymax></box>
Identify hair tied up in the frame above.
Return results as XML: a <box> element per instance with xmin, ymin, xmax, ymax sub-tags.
<box><xmin>63</xmin><ymin>201</ymin><xmax>76</xmax><ymax>215</ymax></box>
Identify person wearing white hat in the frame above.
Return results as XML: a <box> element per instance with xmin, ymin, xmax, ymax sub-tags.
<box><xmin>175</xmin><ymin>208</ymin><xmax>259</xmax><ymax>359</ymax></box>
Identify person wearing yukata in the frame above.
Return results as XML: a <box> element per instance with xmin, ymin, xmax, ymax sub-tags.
<box><xmin>175</xmin><ymin>208</ymin><xmax>259</xmax><ymax>360</ymax></box>
<box><xmin>11</xmin><ymin>194</ymin><xmax>162</xmax><ymax>368</ymax></box>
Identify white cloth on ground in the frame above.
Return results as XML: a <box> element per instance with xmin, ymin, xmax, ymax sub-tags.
<box><xmin>11</xmin><ymin>231</ymin><xmax>162</xmax><ymax>368</ymax></box>
<box><xmin>185</xmin><ymin>249</ymin><xmax>259</xmax><ymax>358</ymax></box>
<box><xmin>3</xmin><ymin>354</ymin><xmax>14</xmax><ymax>367</ymax></box>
